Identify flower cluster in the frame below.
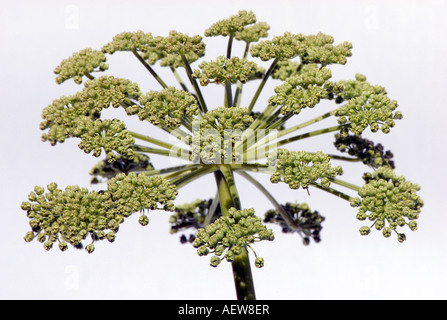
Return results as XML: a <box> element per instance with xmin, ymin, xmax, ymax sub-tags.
<box><xmin>335</xmin><ymin>74</ymin><xmax>403</xmax><ymax>135</ymax></box>
<box><xmin>193</xmin><ymin>207</ymin><xmax>274</xmax><ymax>268</ymax></box>
<box><xmin>234</xmin><ymin>22</ymin><xmax>270</xmax><ymax>44</ymax></box>
<box><xmin>301</xmin><ymin>33</ymin><xmax>353</xmax><ymax>66</ymax></box>
<box><xmin>205</xmin><ymin>10</ymin><xmax>257</xmax><ymax>37</ymax></box>
<box><xmin>136</xmin><ymin>87</ymin><xmax>199</xmax><ymax>127</ymax></box>
<box><xmin>102</xmin><ymin>30</ymin><xmax>155</xmax><ymax>54</ymax></box>
<box><xmin>169</xmin><ymin>198</ymin><xmax>222</xmax><ymax>243</ymax></box>
<box><xmin>40</xmin><ymin>76</ymin><xmax>142</xmax><ymax>161</ymax></box>
<box><xmin>269</xmin><ymin>149</ymin><xmax>343</xmax><ymax>189</ymax></box>
<box><xmin>191</xmin><ymin>107</ymin><xmax>253</xmax><ymax>163</ymax></box>
<box><xmin>107</xmin><ymin>172</ymin><xmax>177</xmax><ymax>216</ymax></box>
<box><xmin>350</xmin><ymin>167</ymin><xmax>423</xmax><ymax>242</ymax></box>
<box><xmin>80</xmin><ymin>76</ymin><xmax>141</xmax><ymax>114</ymax></box>
<box><xmin>193</xmin><ymin>56</ymin><xmax>262</xmax><ymax>86</ymax></box>
<box><xmin>250</xmin><ymin>32</ymin><xmax>352</xmax><ymax>64</ymax></box>
<box><xmin>54</xmin><ymin>48</ymin><xmax>108</xmax><ymax>84</ymax></box>
<box><xmin>250</xmin><ymin>32</ymin><xmax>307</xmax><ymax>61</ymax></box>
<box><xmin>264</xmin><ymin>202</ymin><xmax>325</xmax><ymax>245</ymax></box>
<box><xmin>269</xmin><ymin>64</ymin><xmax>334</xmax><ymax>115</ymax></box>
<box><xmin>76</xmin><ymin>119</ymin><xmax>136</xmax><ymax>161</ymax></box>
<box><xmin>20</xmin><ymin>173</ymin><xmax>177</xmax><ymax>252</ymax></box>
<box><xmin>103</xmin><ymin>30</ymin><xmax>206</xmax><ymax>68</ymax></box>
<box><xmin>155</xmin><ymin>31</ymin><xmax>206</xmax><ymax>58</ymax></box>
<box><xmin>334</xmin><ymin>134</ymin><xmax>395</xmax><ymax>169</ymax></box>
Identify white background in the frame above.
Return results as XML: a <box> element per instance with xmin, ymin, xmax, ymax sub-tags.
<box><xmin>1</xmin><ymin>0</ymin><xmax>446</xmax><ymax>299</ymax></box>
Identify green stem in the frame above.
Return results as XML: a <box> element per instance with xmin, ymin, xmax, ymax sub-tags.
<box><xmin>144</xmin><ymin>164</ymin><xmax>201</xmax><ymax>178</ymax></box>
<box><xmin>234</xmin><ymin>104</ymin><xmax>278</xmax><ymax>155</ymax></box>
<box><xmin>275</xmin><ymin>125</ymin><xmax>344</xmax><ymax>148</ymax></box>
<box><xmin>204</xmin><ymin>191</ymin><xmax>220</xmax><ymax>226</ymax></box>
<box><xmin>327</xmin><ymin>154</ymin><xmax>361</xmax><ymax>163</ymax></box>
<box><xmin>219</xmin><ymin>165</ymin><xmax>241</xmax><ymax>210</ymax></box>
<box><xmin>247</xmin><ymin>58</ymin><xmax>279</xmax><ymax>113</ymax></box>
<box><xmin>236</xmin><ymin>171</ymin><xmax>298</xmax><ymax>232</ymax></box>
<box><xmin>244</xmin><ymin>109</ymin><xmax>339</xmax><ymax>156</ymax></box>
<box><xmin>277</xmin><ymin>109</ymin><xmax>339</xmax><ymax>139</ymax></box>
<box><xmin>225</xmin><ymin>82</ymin><xmax>233</xmax><ymax>107</ymax></box>
<box><xmin>310</xmin><ymin>182</ymin><xmax>353</xmax><ymax>202</ymax></box>
<box><xmin>133</xmin><ymin>145</ymin><xmax>191</xmax><ymax>161</ymax></box>
<box><xmin>227</xmin><ymin>34</ymin><xmax>234</xmax><ymax>59</ymax></box>
<box><xmin>181</xmin><ymin>54</ymin><xmax>208</xmax><ymax>113</ymax></box>
<box><xmin>230</xmin><ymin>163</ymin><xmax>272</xmax><ymax>174</ymax></box>
<box><xmin>215</xmin><ymin>167</ymin><xmax>256</xmax><ymax>300</ymax></box>
<box><xmin>85</xmin><ymin>72</ymin><xmax>95</xmax><ymax>80</ymax></box>
<box><xmin>132</xmin><ymin>50</ymin><xmax>168</xmax><ymax>89</ymax></box>
<box><xmin>170</xmin><ymin>66</ymin><xmax>190</xmax><ymax>92</ymax></box>
<box><xmin>329</xmin><ymin>178</ymin><xmax>361</xmax><ymax>192</ymax></box>
<box><xmin>233</xmin><ymin>81</ymin><xmax>243</xmax><ymax>108</ymax></box>
<box><xmin>128</xmin><ymin>130</ymin><xmax>178</xmax><ymax>150</ymax></box>
<box><xmin>172</xmin><ymin>165</ymin><xmax>219</xmax><ymax>189</ymax></box>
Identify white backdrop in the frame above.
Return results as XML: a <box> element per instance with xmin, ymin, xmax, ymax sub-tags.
<box><xmin>1</xmin><ymin>0</ymin><xmax>446</xmax><ymax>299</ymax></box>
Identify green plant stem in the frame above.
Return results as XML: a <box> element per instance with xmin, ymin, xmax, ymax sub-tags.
<box><xmin>310</xmin><ymin>182</ymin><xmax>353</xmax><ymax>201</ymax></box>
<box><xmin>230</xmin><ymin>163</ymin><xmax>272</xmax><ymax>174</ymax></box>
<box><xmin>236</xmin><ymin>171</ymin><xmax>298</xmax><ymax>232</ymax></box>
<box><xmin>227</xmin><ymin>34</ymin><xmax>234</xmax><ymax>59</ymax></box>
<box><xmin>161</xmin><ymin>125</ymin><xmax>192</xmax><ymax>145</ymax></box>
<box><xmin>133</xmin><ymin>145</ymin><xmax>191</xmax><ymax>161</ymax></box>
<box><xmin>279</xmin><ymin>109</ymin><xmax>339</xmax><ymax>139</ymax></box>
<box><xmin>247</xmin><ymin>58</ymin><xmax>279</xmax><ymax>113</ymax></box>
<box><xmin>233</xmin><ymin>81</ymin><xmax>243</xmax><ymax>107</ymax></box>
<box><xmin>132</xmin><ymin>50</ymin><xmax>168</xmax><ymax>89</ymax></box>
<box><xmin>172</xmin><ymin>165</ymin><xmax>219</xmax><ymax>189</ymax></box>
<box><xmin>85</xmin><ymin>72</ymin><xmax>95</xmax><ymax>80</ymax></box>
<box><xmin>244</xmin><ymin>109</ymin><xmax>339</xmax><ymax>157</ymax></box>
<box><xmin>275</xmin><ymin>125</ymin><xmax>344</xmax><ymax>148</ymax></box>
<box><xmin>181</xmin><ymin>54</ymin><xmax>208</xmax><ymax>113</ymax></box>
<box><xmin>128</xmin><ymin>130</ymin><xmax>178</xmax><ymax>150</ymax></box>
<box><xmin>215</xmin><ymin>167</ymin><xmax>256</xmax><ymax>300</ymax></box>
<box><xmin>170</xmin><ymin>66</ymin><xmax>190</xmax><ymax>92</ymax></box>
<box><xmin>145</xmin><ymin>164</ymin><xmax>201</xmax><ymax>178</ymax></box>
<box><xmin>204</xmin><ymin>191</ymin><xmax>220</xmax><ymax>226</ymax></box>
<box><xmin>329</xmin><ymin>178</ymin><xmax>361</xmax><ymax>192</ymax></box>
<box><xmin>327</xmin><ymin>154</ymin><xmax>361</xmax><ymax>162</ymax></box>
<box><xmin>234</xmin><ymin>104</ymin><xmax>278</xmax><ymax>155</ymax></box>
<box><xmin>225</xmin><ymin>82</ymin><xmax>233</xmax><ymax>107</ymax></box>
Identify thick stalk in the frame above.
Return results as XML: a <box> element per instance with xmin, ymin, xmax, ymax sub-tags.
<box><xmin>214</xmin><ymin>168</ymin><xmax>256</xmax><ymax>300</ymax></box>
